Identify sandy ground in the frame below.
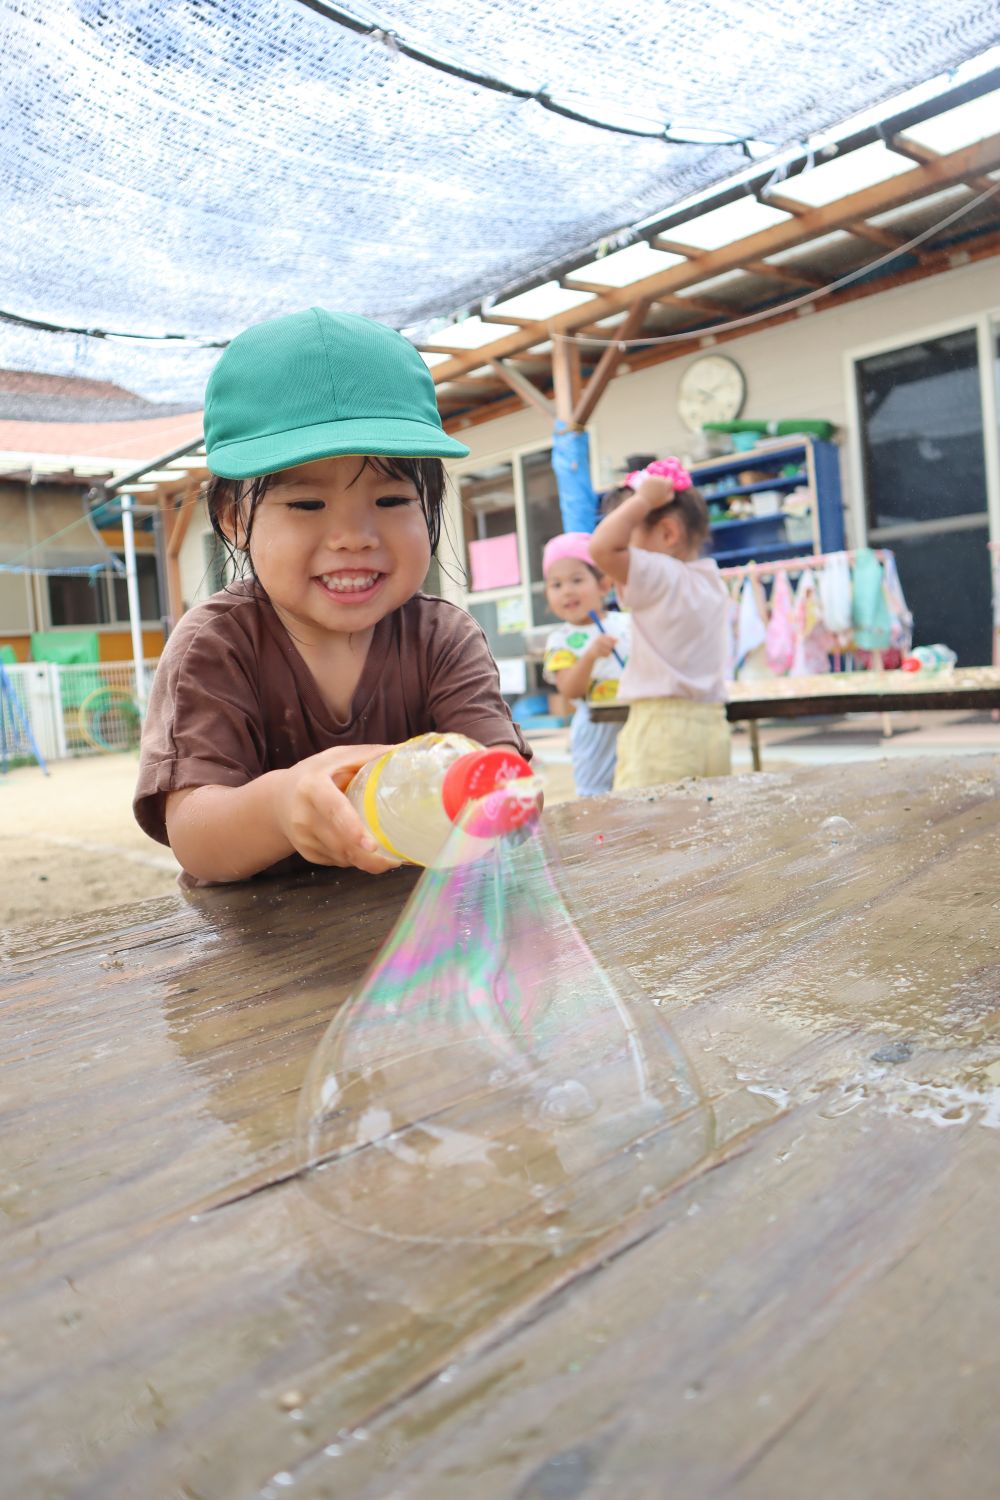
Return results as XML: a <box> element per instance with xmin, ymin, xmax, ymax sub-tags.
<box><xmin>2</xmin><ymin>711</ymin><xmax>996</xmax><ymax>935</ymax></box>
<box><xmin>0</xmin><ymin>737</ymin><xmax>579</xmax><ymax>935</ymax></box>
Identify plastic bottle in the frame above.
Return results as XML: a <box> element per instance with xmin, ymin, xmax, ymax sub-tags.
<box><xmin>345</xmin><ymin>732</ymin><xmax>537</xmax><ymax>867</ymax></box>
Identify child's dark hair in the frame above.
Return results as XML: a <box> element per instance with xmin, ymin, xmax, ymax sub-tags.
<box><xmin>601</xmin><ymin>481</ymin><xmax>710</xmax><ymax>545</ymax></box>
<box><xmin>205</xmin><ymin>456</ymin><xmax>447</xmax><ymax>581</ymax></box>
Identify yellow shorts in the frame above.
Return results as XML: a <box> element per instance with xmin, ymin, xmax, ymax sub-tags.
<box><xmin>613</xmin><ymin>697</ymin><xmax>732</xmax><ymax>790</ymax></box>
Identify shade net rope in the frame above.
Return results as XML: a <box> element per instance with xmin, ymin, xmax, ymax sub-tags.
<box><xmin>1</xmin><ymin>0</ymin><xmax>996</xmax><ymax>410</ymax></box>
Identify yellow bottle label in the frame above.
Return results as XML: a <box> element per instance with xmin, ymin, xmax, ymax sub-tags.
<box><xmin>361</xmin><ymin>752</ymin><xmax>411</xmax><ymax>863</ymax></box>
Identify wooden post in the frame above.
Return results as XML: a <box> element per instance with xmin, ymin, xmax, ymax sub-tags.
<box><xmin>166</xmin><ymin>485</ymin><xmax>199</xmax><ymax>620</ymax></box>
<box><xmin>551</xmin><ymin>334</ymin><xmax>582</xmax><ymax>428</ymax></box>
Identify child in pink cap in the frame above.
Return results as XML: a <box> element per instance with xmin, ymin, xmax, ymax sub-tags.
<box><xmin>591</xmin><ymin>460</ymin><xmax>731</xmax><ymax>789</ymax></box>
<box><xmin>542</xmin><ymin>532</ymin><xmax>630</xmax><ymax>797</ymax></box>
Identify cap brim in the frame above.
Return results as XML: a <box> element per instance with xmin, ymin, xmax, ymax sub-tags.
<box><xmin>207</xmin><ymin>416</ymin><xmax>470</xmax><ymax>479</ymax></box>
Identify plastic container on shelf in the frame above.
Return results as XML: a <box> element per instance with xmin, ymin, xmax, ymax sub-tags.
<box><xmin>345</xmin><ymin>731</ymin><xmax>537</xmax><ymax>867</ymax></box>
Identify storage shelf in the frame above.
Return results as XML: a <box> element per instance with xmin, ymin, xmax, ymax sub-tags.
<box><xmin>692</xmin><ymin>437</ymin><xmax>844</xmax><ymax>566</ymax></box>
<box><xmin>704</xmin><ymin>472</ymin><xmax>807</xmax><ymax>502</ymax></box>
<box><xmin>712</xmin><ymin>539</ymin><xmax>812</xmax><ymax>566</ymax></box>
<box><xmin>709</xmin><ymin>510</ymin><xmax>805</xmax><ymax>535</ymax></box>
<box><xmin>691</xmin><ymin>443</ymin><xmax>808</xmax><ymax>477</ymax></box>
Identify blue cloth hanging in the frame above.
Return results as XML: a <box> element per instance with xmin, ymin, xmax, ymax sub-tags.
<box><xmin>551</xmin><ymin>421</ymin><xmax>598</xmax><ymax>533</ymax></box>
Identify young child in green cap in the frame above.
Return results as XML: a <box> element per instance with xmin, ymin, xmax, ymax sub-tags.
<box><xmin>134</xmin><ymin>308</ymin><xmax>529</xmax><ymax>884</ymax></box>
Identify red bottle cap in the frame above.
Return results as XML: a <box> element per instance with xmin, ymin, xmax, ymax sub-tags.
<box><xmin>441</xmin><ymin>749</ymin><xmax>537</xmax><ymax>835</ymax></box>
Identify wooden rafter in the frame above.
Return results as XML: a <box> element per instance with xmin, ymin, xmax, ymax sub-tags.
<box><xmin>425</xmin><ymin>131</ymin><xmax>1000</xmax><ymax>385</ymax></box>
<box><xmin>739</xmin><ymin>258</ymin><xmax>826</xmax><ymax>289</ymax></box>
<box><xmin>442</xmin><ymin>222</ymin><xmax>1000</xmax><ymax>435</ymax></box>
<box><xmin>655</xmin><ymin>291</ymin><xmax>733</xmax><ymax>316</ymax></box>
<box><xmin>487</xmin><ymin>359</ymin><xmax>556</xmax><ymax>419</ymax></box>
<box><xmin>572</xmin><ymin>298</ymin><xmax>652</xmax><ymax>427</ymax></box>
<box><xmin>888</xmin><ymin>135</ymin><xmax>997</xmax><ymax>196</ymax></box>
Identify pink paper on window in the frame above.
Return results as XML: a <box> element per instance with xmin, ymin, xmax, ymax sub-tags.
<box><xmin>469</xmin><ymin>532</ymin><xmax>520</xmax><ymax>591</ymax></box>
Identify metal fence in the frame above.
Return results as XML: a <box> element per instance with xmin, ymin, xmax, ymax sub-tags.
<box><xmin>2</xmin><ymin>660</ymin><xmax>158</xmax><ymax>764</ymax></box>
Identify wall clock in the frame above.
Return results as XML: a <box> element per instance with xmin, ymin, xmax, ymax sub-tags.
<box><xmin>677</xmin><ymin>354</ymin><xmax>746</xmax><ymax>433</ymax></box>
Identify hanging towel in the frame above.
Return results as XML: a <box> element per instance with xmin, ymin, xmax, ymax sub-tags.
<box><xmin>880</xmin><ymin>551</ymin><xmax>914</xmax><ymax>655</ymax></box>
<box><xmin>791</xmin><ymin>567</ymin><xmax>832</xmax><ymax>676</ymax></box>
<box><xmin>735</xmin><ymin>575</ymin><xmax>767</xmax><ymax>670</ymax></box>
<box><xmin>765</xmin><ymin>571</ymin><xmax>796</xmax><ymax>675</ymax></box>
<box><xmin>817</xmin><ymin>551</ymin><xmax>853</xmax><ymax>640</ymax></box>
<box><xmin>851</xmin><ymin>548</ymin><xmax>893</xmax><ymax>652</ymax></box>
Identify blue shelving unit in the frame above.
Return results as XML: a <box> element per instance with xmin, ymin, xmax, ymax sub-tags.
<box><xmin>691</xmin><ymin>438</ymin><xmax>845</xmax><ymax>567</ymax></box>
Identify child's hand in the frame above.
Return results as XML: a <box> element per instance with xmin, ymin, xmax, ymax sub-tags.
<box><xmin>635</xmin><ymin>474</ymin><xmax>675</xmax><ymax>510</ymax></box>
<box><xmin>276</xmin><ymin>745</ymin><xmax>400</xmax><ymax>874</ymax></box>
<box><xmin>589</xmin><ymin>634</ymin><xmax>619</xmax><ymax>660</ymax></box>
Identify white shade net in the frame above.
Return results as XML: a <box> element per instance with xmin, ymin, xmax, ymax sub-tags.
<box><xmin>1</xmin><ymin>0</ymin><xmax>996</xmax><ymax>406</ymax></box>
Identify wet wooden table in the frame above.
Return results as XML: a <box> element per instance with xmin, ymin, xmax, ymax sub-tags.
<box><xmin>592</xmin><ymin>665</ymin><xmax>1000</xmax><ymax>769</ymax></box>
<box><xmin>3</xmin><ymin>754</ymin><xmax>999</xmax><ymax>1499</ymax></box>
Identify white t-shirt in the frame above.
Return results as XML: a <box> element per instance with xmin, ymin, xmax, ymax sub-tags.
<box><xmin>619</xmin><ymin>550</ymin><xmax>729</xmax><ymax>703</ymax></box>
<box><xmin>543</xmin><ymin>609</ymin><xmax>631</xmax><ymax>704</ymax></box>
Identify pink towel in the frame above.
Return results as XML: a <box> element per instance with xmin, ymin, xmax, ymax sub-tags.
<box><xmin>765</xmin><ymin>572</ymin><xmax>796</xmax><ymax>676</ymax></box>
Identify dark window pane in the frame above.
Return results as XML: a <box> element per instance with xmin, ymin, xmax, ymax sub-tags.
<box><xmin>858</xmin><ymin>329</ymin><xmax>987</xmax><ymax>529</ymax></box>
<box><xmin>891</xmin><ymin>526</ymin><xmax>991</xmax><ymax>666</ymax></box>
<box><xmin>112</xmin><ymin>554</ymin><xmax>161</xmax><ymax>621</ymax></box>
<box><xmin>48</xmin><ymin>574</ymin><xmax>108</xmax><ymax>626</ymax></box>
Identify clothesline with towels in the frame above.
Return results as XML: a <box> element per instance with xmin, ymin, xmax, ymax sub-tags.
<box><xmin>719</xmin><ymin>547</ymin><xmax>890</xmax><ymax>582</ymax></box>
<box><xmin>721</xmin><ymin>547</ymin><xmax>913</xmax><ymax>681</ymax></box>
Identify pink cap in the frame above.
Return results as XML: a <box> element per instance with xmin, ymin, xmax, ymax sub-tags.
<box><xmin>542</xmin><ymin>531</ymin><xmax>596</xmax><ymax>578</ymax></box>
<box><xmin>623</xmin><ymin>456</ymin><xmax>693</xmax><ymax>492</ymax></box>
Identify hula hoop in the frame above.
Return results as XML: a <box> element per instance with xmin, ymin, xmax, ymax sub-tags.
<box><xmin>77</xmin><ymin>686</ymin><xmax>142</xmax><ymax>752</ymax></box>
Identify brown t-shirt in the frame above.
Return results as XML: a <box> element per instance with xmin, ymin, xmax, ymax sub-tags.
<box><xmin>134</xmin><ymin>583</ymin><xmax>529</xmax><ymax>848</ymax></box>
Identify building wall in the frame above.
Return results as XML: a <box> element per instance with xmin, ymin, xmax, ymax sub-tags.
<box><xmin>0</xmin><ymin>480</ymin><xmax>162</xmax><ymax>659</ymax></box>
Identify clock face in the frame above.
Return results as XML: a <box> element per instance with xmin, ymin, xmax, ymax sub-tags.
<box><xmin>678</xmin><ymin>355</ymin><xmax>746</xmax><ymax>433</ymax></box>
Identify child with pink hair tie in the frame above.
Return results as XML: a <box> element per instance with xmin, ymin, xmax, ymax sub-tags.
<box><xmin>541</xmin><ymin>532</ymin><xmax>631</xmax><ymax>797</ymax></box>
<box><xmin>592</xmin><ymin>459</ymin><xmax>731</xmax><ymax>789</ymax></box>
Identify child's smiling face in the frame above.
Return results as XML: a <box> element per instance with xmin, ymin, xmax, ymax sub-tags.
<box><xmin>236</xmin><ymin>455</ymin><xmax>432</xmax><ymax>643</ymax></box>
<box><xmin>544</xmin><ymin>557</ymin><xmax>607</xmax><ymax>626</ymax></box>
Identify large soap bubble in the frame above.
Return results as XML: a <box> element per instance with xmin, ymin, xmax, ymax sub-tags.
<box><xmin>298</xmin><ymin>779</ymin><xmax>713</xmax><ymax>1246</ymax></box>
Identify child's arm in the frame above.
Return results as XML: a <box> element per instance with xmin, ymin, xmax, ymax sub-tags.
<box><xmin>553</xmin><ymin>634</ymin><xmax>619</xmax><ymax>701</ymax></box>
<box><xmin>165</xmin><ymin>744</ymin><xmax>398</xmax><ymax>882</ymax></box>
<box><xmin>591</xmin><ymin>476</ymin><xmax>675</xmax><ymax>584</ymax></box>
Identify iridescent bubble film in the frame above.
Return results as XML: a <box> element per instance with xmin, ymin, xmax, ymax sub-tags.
<box><xmin>299</xmin><ymin>781</ymin><xmax>714</xmax><ymax>1246</ymax></box>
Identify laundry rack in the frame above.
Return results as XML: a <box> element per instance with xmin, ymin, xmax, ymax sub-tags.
<box><xmin>721</xmin><ymin>547</ymin><xmax>905</xmax><ymax>736</ymax></box>
<box><xmin>720</xmin><ymin>547</ymin><xmax>899</xmax><ymax>672</ymax></box>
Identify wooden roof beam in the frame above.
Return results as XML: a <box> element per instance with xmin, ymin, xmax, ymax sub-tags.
<box><xmin>650</xmin><ymin>238</ymin><xmax>701</xmax><ymax>256</ymax></box>
<box><xmin>739</xmin><ymin>258</ymin><xmax>826</xmax><ymax>289</ymax></box>
<box><xmin>655</xmin><ymin>292</ymin><xmax>733</xmax><ymax>316</ymax></box>
<box><xmin>487</xmin><ymin>359</ymin><xmax>556</xmax><ymax>420</ymax></box>
<box><xmin>443</xmin><ymin>225</ymin><xmax>1000</xmax><ymax>435</ymax></box>
<box><xmin>572</xmin><ymin>297</ymin><xmax>652</xmax><ymax>427</ymax></box>
<box><xmin>888</xmin><ymin>135</ymin><xmax>997</xmax><ymax>196</ymax></box>
<box><xmin>426</xmin><ymin>131</ymin><xmax>1000</xmax><ymax>383</ymax></box>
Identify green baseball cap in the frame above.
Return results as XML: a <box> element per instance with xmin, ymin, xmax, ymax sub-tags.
<box><xmin>204</xmin><ymin>307</ymin><xmax>469</xmax><ymax>479</ymax></box>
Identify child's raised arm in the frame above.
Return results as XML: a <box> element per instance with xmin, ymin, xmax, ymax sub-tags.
<box><xmin>591</xmin><ymin>475</ymin><xmax>675</xmax><ymax>584</ymax></box>
<box><xmin>165</xmin><ymin>744</ymin><xmax>398</xmax><ymax>882</ymax></box>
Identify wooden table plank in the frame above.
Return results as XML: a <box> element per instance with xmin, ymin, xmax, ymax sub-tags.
<box><xmin>2</xmin><ymin>755</ymin><xmax>998</xmax><ymax>1498</ymax></box>
<box><xmin>591</xmin><ymin>666</ymin><xmax>1000</xmax><ymax>725</ymax></box>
